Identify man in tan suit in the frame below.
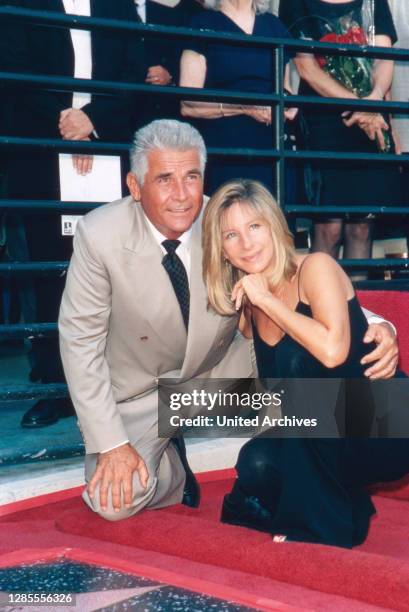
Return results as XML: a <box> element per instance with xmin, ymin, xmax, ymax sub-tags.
<box><xmin>59</xmin><ymin>119</ymin><xmax>399</xmax><ymax>521</ymax></box>
<box><xmin>59</xmin><ymin>119</ymin><xmax>254</xmax><ymax>521</ymax></box>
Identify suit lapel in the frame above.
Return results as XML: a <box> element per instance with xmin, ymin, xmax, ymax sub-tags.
<box><xmin>50</xmin><ymin>0</ymin><xmax>74</xmax><ymax>76</ymax></box>
<box><xmin>179</xmin><ymin>213</ymin><xmax>224</xmax><ymax>378</ymax></box>
<box><xmin>123</xmin><ymin>202</ymin><xmax>188</xmax><ymax>359</ymax></box>
<box><xmin>123</xmin><ymin>200</ymin><xmax>226</xmax><ymax>377</ymax></box>
<box><xmin>50</xmin><ymin>0</ymin><xmax>65</xmax><ymax>11</ymax></box>
<box><xmin>89</xmin><ymin>0</ymin><xmax>99</xmax><ymax>77</ymax></box>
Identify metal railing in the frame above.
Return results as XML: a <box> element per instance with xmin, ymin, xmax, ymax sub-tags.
<box><xmin>0</xmin><ymin>6</ymin><xmax>409</xmax><ymax>456</ymax></box>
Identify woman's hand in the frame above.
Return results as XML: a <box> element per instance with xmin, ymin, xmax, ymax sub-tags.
<box><xmin>342</xmin><ymin>111</ymin><xmax>389</xmax><ymax>150</ymax></box>
<box><xmin>245</xmin><ymin>106</ymin><xmax>272</xmax><ymax>125</ymax></box>
<box><xmin>232</xmin><ymin>274</ymin><xmax>271</xmax><ymax>310</ymax></box>
<box><xmin>284</xmin><ymin>107</ymin><xmax>299</xmax><ymax>121</ymax></box>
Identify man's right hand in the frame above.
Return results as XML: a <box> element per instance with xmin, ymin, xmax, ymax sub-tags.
<box><xmin>87</xmin><ymin>443</ymin><xmax>148</xmax><ymax>513</ymax></box>
<box><xmin>71</xmin><ymin>137</ymin><xmax>93</xmax><ymax>176</ymax></box>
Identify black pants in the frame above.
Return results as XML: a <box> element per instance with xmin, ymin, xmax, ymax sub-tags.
<box><xmin>8</xmin><ymin>152</ymin><xmax>72</xmax><ymax>383</ymax></box>
<box><xmin>235</xmin><ymin>435</ymin><xmax>409</xmax><ymax>547</ymax></box>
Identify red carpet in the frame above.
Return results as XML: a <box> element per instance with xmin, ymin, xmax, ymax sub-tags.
<box><xmin>54</xmin><ymin>477</ymin><xmax>409</xmax><ymax>611</ymax></box>
<box><xmin>0</xmin><ymin>495</ymin><xmax>379</xmax><ymax>611</ymax></box>
<box><xmin>372</xmin><ymin>474</ymin><xmax>409</xmax><ymax>501</ymax></box>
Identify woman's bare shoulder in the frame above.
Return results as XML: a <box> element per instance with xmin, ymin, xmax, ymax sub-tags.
<box><xmin>298</xmin><ymin>253</ymin><xmax>353</xmax><ymax>297</ymax></box>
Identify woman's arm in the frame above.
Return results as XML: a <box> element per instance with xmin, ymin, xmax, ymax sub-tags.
<box><xmin>341</xmin><ymin>35</ymin><xmax>394</xmax><ymax>149</ymax></box>
<box><xmin>284</xmin><ymin>64</ymin><xmax>299</xmax><ymax>120</ymax></box>
<box><xmin>233</xmin><ymin>253</ymin><xmax>353</xmax><ymax>368</ymax></box>
<box><xmin>294</xmin><ymin>54</ymin><xmax>359</xmax><ymax>99</ymax></box>
<box><xmin>368</xmin><ymin>35</ymin><xmax>394</xmax><ymax>100</ymax></box>
<box><xmin>179</xmin><ymin>50</ymin><xmax>271</xmax><ymax>123</ymax></box>
<box><xmin>295</xmin><ymin>34</ymin><xmax>392</xmax><ymax>100</ymax></box>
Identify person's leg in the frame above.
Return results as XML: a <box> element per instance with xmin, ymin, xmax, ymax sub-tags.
<box><xmin>83</xmin><ymin>433</ymin><xmax>186</xmax><ymax>521</ymax></box>
<box><xmin>311</xmin><ymin>219</ymin><xmax>343</xmax><ymax>258</ymax></box>
<box><xmin>81</xmin><ymin>393</ymin><xmax>189</xmax><ymax>521</ymax></box>
<box><xmin>344</xmin><ymin>220</ymin><xmax>372</xmax><ymax>260</ymax></box>
<box><xmin>234</xmin><ymin>436</ymin><xmax>282</xmax><ymax>512</ymax></box>
<box><xmin>220</xmin><ymin>436</ymin><xmax>282</xmax><ymax>533</ymax></box>
<box><xmin>402</xmin><ymin>159</ymin><xmax>409</xmax><ymax>254</ymax></box>
<box><xmin>20</xmin><ymin>212</ymin><xmax>74</xmax><ymax>426</ymax></box>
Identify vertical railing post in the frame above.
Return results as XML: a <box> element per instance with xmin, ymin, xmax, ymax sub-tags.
<box><xmin>274</xmin><ymin>44</ymin><xmax>285</xmax><ymax>208</ymax></box>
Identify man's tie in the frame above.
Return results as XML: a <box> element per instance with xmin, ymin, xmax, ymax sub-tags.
<box><xmin>161</xmin><ymin>239</ymin><xmax>190</xmax><ymax>330</ymax></box>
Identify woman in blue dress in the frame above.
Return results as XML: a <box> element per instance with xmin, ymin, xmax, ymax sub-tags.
<box><xmin>202</xmin><ymin>178</ymin><xmax>409</xmax><ymax>547</ymax></box>
<box><xmin>179</xmin><ymin>0</ymin><xmax>296</xmax><ymax>194</ymax></box>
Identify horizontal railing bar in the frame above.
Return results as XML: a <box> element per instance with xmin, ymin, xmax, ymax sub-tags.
<box><xmin>284</xmin><ymin>150</ymin><xmax>409</xmax><ymax>164</ymax></box>
<box><xmin>1</xmin><ymin>136</ymin><xmax>282</xmax><ymax>157</ymax></box>
<box><xmin>0</xmin><ymin>262</ymin><xmax>68</xmax><ymax>275</ymax></box>
<box><xmin>342</xmin><ymin>259</ymin><xmax>409</xmax><ymax>270</ymax></box>
<box><xmin>0</xmin><ymin>383</ymin><xmax>68</xmax><ymax>401</ymax></box>
<box><xmin>0</xmin><ymin>259</ymin><xmax>407</xmax><ymax>282</ymax></box>
<box><xmin>2</xmin><ymin>136</ymin><xmax>409</xmax><ymax>165</ymax></box>
<box><xmin>1</xmin><ymin>201</ymin><xmax>409</xmax><ymax>216</ymax></box>
<box><xmin>0</xmin><ymin>6</ymin><xmax>409</xmax><ymax>60</ymax></box>
<box><xmin>0</xmin><ymin>135</ymin><xmax>129</xmax><ymax>154</ymax></box>
<box><xmin>286</xmin><ymin>206</ymin><xmax>409</xmax><ymax>215</ymax></box>
<box><xmin>284</xmin><ymin>94</ymin><xmax>409</xmax><ymax>114</ymax></box>
<box><xmin>0</xmin><ymin>199</ymin><xmax>103</xmax><ymax>212</ymax></box>
<box><xmin>354</xmin><ymin>280</ymin><xmax>409</xmax><ymax>291</ymax></box>
<box><xmin>0</xmin><ymin>72</ymin><xmax>280</xmax><ymax>106</ymax></box>
<box><xmin>0</xmin><ymin>323</ymin><xmax>57</xmax><ymax>339</ymax></box>
<box><xmin>1</xmin><ymin>72</ymin><xmax>409</xmax><ymax>115</ymax></box>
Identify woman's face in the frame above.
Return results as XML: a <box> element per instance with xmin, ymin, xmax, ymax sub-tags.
<box><xmin>221</xmin><ymin>201</ymin><xmax>275</xmax><ymax>275</ymax></box>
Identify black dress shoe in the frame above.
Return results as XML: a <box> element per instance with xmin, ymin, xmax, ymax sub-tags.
<box><xmin>21</xmin><ymin>398</ymin><xmax>75</xmax><ymax>428</ymax></box>
<box><xmin>171</xmin><ymin>436</ymin><xmax>201</xmax><ymax>508</ymax></box>
<box><xmin>221</xmin><ymin>492</ymin><xmax>273</xmax><ymax>533</ymax></box>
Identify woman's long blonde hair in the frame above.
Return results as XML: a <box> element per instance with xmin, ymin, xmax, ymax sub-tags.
<box><xmin>202</xmin><ymin>179</ymin><xmax>297</xmax><ymax>315</ymax></box>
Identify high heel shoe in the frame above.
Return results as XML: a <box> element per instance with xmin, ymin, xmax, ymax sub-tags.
<box><xmin>220</xmin><ymin>492</ymin><xmax>273</xmax><ymax>533</ymax></box>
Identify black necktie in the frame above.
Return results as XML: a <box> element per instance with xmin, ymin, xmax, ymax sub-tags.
<box><xmin>162</xmin><ymin>239</ymin><xmax>190</xmax><ymax>330</ymax></box>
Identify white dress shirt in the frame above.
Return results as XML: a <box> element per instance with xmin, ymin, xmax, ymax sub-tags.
<box><xmin>58</xmin><ymin>0</ymin><xmax>122</xmax><ymax>207</ymax></box>
<box><xmin>134</xmin><ymin>0</ymin><xmax>147</xmax><ymax>23</ymax></box>
<box><xmin>62</xmin><ymin>0</ymin><xmax>92</xmax><ymax>109</ymax></box>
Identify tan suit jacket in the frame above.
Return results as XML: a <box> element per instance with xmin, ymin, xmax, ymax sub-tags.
<box><xmin>59</xmin><ymin>196</ymin><xmax>254</xmax><ymax>454</ymax></box>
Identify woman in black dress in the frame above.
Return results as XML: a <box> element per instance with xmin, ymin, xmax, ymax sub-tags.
<box><xmin>279</xmin><ymin>0</ymin><xmax>401</xmax><ymax>261</ymax></box>
<box><xmin>202</xmin><ymin>178</ymin><xmax>409</xmax><ymax>547</ymax></box>
<box><xmin>179</xmin><ymin>0</ymin><xmax>296</xmax><ymax>194</ymax></box>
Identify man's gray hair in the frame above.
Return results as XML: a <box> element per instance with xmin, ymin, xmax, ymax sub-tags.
<box><xmin>130</xmin><ymin>119</ymin><xmax>207</xmax><ymax>185</ymax></box>
<box><xmin>202</xmin><ymin>0</ymin><xmax>270</xmax><ymax>14</ymax></box>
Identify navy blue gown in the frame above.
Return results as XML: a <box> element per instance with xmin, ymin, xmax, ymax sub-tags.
<box><xmin>185</xmin><ymin>10</ymin><xmax>291</xmax><ymax>194</ymax></box>
<box><xmin>234</xmin><ymin>296</ymin><xmax>409</xmax><ymax>548</ymax></box>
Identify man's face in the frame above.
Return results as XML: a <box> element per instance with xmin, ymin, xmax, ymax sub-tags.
<box><xmin>127</xmin><ymin>148</ymin><xmax>204</xmax><ymax>239</ymax></box>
